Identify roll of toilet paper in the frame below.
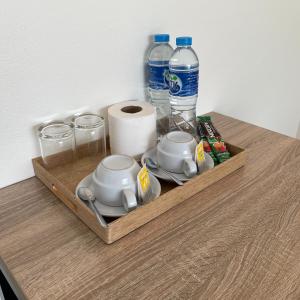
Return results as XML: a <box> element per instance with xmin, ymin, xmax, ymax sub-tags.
<box><xmin>108</xmin><ymin>100</ymin><xmax>157</xmax><ymax>160</ymax></box>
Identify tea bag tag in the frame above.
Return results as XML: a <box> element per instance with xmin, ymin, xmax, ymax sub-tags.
<box><xmin>137</xmin><ymin>166</ymin><xmax>152</xmax><ymax>204</ymax></box>
<box><xmin>195</xmin><ymin>140</ymin><xmax>206</xmax><ymax>173</ymax></box>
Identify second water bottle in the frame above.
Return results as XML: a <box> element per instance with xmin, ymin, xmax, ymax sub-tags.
<box><xmin>169</xmin><ymin>36</ymin><xmax>199</xmax><ymax>135</ymax></box>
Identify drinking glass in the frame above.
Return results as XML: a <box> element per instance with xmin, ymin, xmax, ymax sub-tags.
<box><xmin>73</xmin><ymin>113</ymin><xmax>106</xmax><ymax>160</ymax></box>
<box><xmin>38</xmin><ymin>122</ymin><xmax>75</xmax><ymax>168</ymax></box>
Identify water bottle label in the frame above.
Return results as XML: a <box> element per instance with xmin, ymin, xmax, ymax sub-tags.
<box><xmin>148</xmin><ymin>61</ymin><xmax>170</xmax><ymax>90</ymax></box>
<box><xmin>169</xmin><ymin>69</ymin><xmax>199</xmax><ymax>97</ymax></box>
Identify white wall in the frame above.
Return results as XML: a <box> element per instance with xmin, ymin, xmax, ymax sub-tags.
<box><xmin>1</xmin><ymin>0</ymin><xmax>300</xmax><ymax>188</ymax></box>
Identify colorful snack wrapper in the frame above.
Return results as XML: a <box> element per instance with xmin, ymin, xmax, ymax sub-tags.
<box><xmin>197</xmin><ymin>116</ymin><xmax>231</xmax><ymax>164</ymax></box>
<box><xmin>197</xmin><ymin>119</ymin><xmax>218</xmax><ymax>165</ymax></box>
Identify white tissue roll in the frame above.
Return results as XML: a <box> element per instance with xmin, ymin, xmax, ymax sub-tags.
<box><xmin>108</xmin><ymin>101</ymin><xmax>157</xmax><ymax>160</ymax></box>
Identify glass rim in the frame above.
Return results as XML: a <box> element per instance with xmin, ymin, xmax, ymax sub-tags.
<box><xmin>38</xmin><ymin>122</ymin><xmax>74</xmax><ymax>141</ymax></box>
<box><xmin>72</xmin><ymin>113</ymin><xmax>105</xmax><ymax>129</ymax></box>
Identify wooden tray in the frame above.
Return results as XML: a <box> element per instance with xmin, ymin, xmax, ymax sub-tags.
<box><xmin>32</xmin><ymin>143</ymin><xmax>246</xmax><ymax>244</ymax></box>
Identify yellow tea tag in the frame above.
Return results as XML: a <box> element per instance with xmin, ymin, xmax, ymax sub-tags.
<box><xmin>138</xmin><ymin>165</ymin><xmax>150</xmax><ymax>193</ymax></box>
<box><xmin>137</xmin><ymin>165</ymin><xmax>152</xmax><ymax>203</ymax></box>
<box><xmin>196</xmin><ymin>140</ymin><xmax>205</xmax><ymax>165</ymax></box>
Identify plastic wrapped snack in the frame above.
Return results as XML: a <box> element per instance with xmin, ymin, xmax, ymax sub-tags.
<box><xmin>197</xmin><ymin>116</ymin><xmax>230</xmax><ymax>164</ymax></box>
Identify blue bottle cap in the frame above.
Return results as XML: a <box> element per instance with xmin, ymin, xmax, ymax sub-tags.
<box><xmin>153</xmin><ymin>34</ymin><xmax>170</xmax><ymax>43</ymax></box>
<box><xmin>176</xmin><ymin>36</ymin><xmax>192</xmax><ymax>46</ymax></box>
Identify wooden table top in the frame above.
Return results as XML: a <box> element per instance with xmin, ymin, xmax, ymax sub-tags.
<box><xmin>0</xmin><ymin>112</ymin><xmax>299</xmax><ymax>300</ymax></box>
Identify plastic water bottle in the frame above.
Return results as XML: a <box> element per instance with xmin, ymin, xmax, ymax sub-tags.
<box><xmin>169</xmin><ymin>36</ymin><xmax>199</xmax><ymax>135</ymax></box>
<box><xmin>147</xmin><ymin>34</ymin><xmax>173</xmax><ymax>136</ymax></box>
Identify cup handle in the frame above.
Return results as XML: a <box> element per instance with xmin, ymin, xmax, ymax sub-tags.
<box><xmin>183</xmin><ymin>158</ymin><xmax>197</xmax><ymax>178</ymax></box>
<box><xmin>122</xmin><ymin>189</ymin><xmax>137</xmax><ymax>212</ymax></box>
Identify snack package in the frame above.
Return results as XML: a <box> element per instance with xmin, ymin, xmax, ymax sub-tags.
<box><xmin>197</xmin><ymin>116</ymin><xmax>230</xmax><ymax>164</ymax></box>
<box><xmin>197</xmin><ymin>119</ymin><xmax>218</xmax><ymax>165</ymax></box>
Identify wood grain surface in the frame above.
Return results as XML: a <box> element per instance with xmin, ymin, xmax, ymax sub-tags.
<box><xmin>0</xmin><ymin>112</ymin><xmax>300</xmax><ymax>299</ymax></box>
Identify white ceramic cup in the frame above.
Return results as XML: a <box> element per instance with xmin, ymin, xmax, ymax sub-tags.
<box><xmin>157</xmin><ymin>131</ymin><xmax>198</xmax><ymax>177</ymax></box>
<box><xmin>90</xmin><ymin>154</ymin><xmax>141</xmax><ymax>212</ymax></box>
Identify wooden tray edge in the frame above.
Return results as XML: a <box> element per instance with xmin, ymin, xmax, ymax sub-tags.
<box><xmin>32</xmin><ymin>143</ymin><xmax>247</xmax><ymax>244</ymax></box>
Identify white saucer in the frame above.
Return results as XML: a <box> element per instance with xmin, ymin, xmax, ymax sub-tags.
<box><xmin>75</xmin><ymin>173</ymin><xmax>161</xmax><ymax>217</ymax></box>
<box><xmin>141</xmin><ymin>147</ymin><xmax>214</xmax><ymax>182</ymax></box>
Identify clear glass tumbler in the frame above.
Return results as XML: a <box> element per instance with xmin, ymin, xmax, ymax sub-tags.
<box><xmin>73</xmin><ymin>113</ymin><xmax>106</xmax><ymax>160</ymax></box>
<box><xmin>38</xmin><ymin>122</ymin><xmax>75</xmax><ymax>168</ymax></box>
